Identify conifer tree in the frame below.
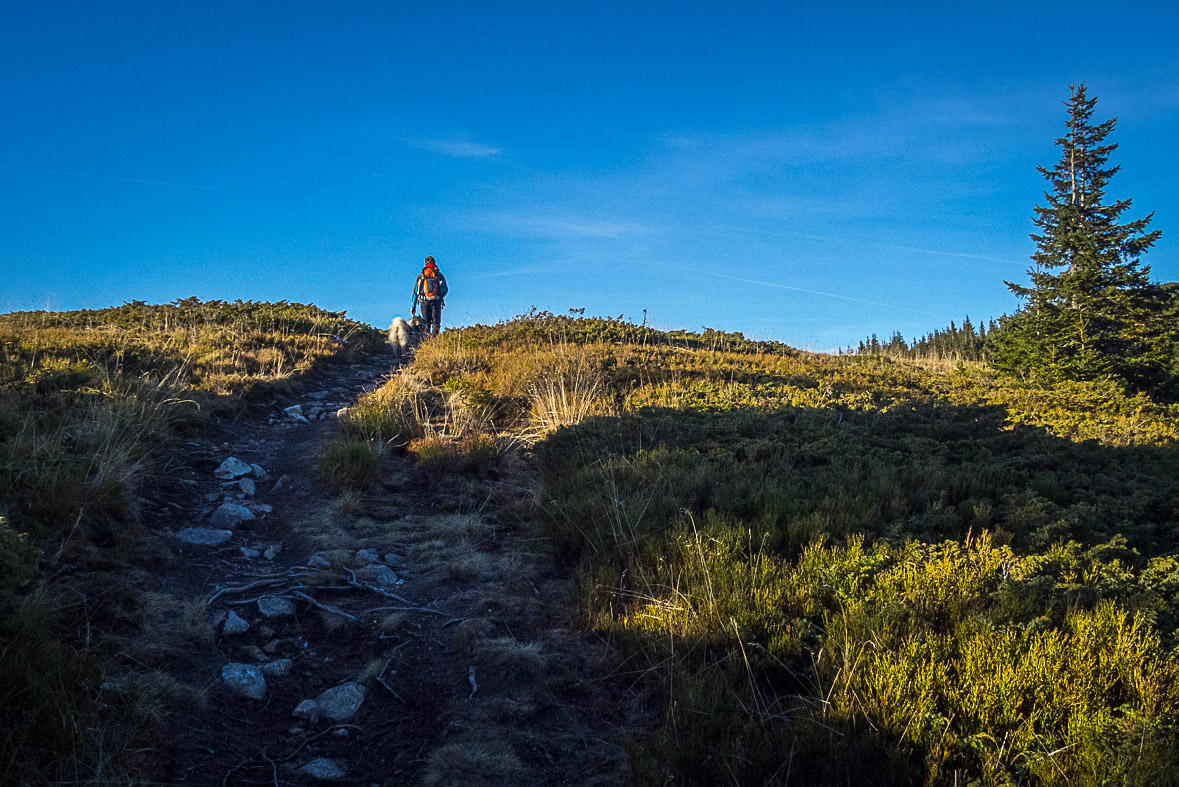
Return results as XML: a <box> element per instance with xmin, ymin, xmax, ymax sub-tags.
<box><xmin>992</xmin><ymin>83</ymin><xmax>1164</xmax><ymax>388</ymax></box>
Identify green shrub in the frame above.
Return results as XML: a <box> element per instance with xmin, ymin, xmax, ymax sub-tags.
<box><xmin>318</xmin><ymin>437</ymin><xmax>380</xmax><ymax>492</ymax></box>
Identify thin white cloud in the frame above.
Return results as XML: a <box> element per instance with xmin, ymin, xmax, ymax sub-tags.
<box><xmin>405</xmin><ymin>137</ymin><xmax>502</xmax><ymax>158</ymax></box>
<box><xmin>472</xmin><ymin>211</ymin><xmax>656</xmax><ymax>240</ymax></box>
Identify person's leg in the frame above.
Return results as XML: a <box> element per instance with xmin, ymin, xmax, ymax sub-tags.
<box><xmin>424</xmin><ymin>301</ymin><xmax>440</xmax><ymax>336</ymax></box>
<box><xmin>433</xmin><ymin>304</ymin><xmax>442</xmax><ymax>336</ymax></box>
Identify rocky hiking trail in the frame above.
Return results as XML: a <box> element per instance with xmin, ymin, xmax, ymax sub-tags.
<box><xmin>146</xmin><ymin>351</ymin><xmax>636</xmax><ymax>785</ymax></box>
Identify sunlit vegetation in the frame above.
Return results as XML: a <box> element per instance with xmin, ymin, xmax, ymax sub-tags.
<box><xmin>351</xmin><ymin>311</ymin><xmax>1179</xmax><ymax>785</ymax></box>
<box><xmin>0</xmin><ymin>299</ymin><xmax>382</xmax><ymax>783</ymax></box>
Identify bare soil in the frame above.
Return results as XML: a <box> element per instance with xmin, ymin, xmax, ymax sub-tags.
<box><xmin>144</xmin><ymin>353</ymin><xmax>639</xmax><ymax>786</ymax></box>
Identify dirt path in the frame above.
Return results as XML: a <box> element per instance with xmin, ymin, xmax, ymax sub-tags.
<box><xmin>144</xmin><ymin>353</ymin><xmax>636</xmax><ymax>786</ymax></box>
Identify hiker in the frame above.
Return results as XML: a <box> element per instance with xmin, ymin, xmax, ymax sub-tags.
<box><xmin>411</xmin><ymin>255</ymin><xmax>448</xmax><ymax>336</ymax></box>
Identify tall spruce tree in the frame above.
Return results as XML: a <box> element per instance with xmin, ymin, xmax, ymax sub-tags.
<box><xmin>992</xmin><ymin>83</ymin><xmax>1164</xmax><ymax>388</ymax></box>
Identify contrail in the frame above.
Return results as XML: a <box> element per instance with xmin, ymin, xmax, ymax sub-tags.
<box><xmin>0</xmin><ymin>164</ymin><xmax>228</xmax><ymax>192</ymax></box>
<box><xmin>652</xmin><ymin>261</ymin><xmax>952</xmax><ymax>319</ymax></box>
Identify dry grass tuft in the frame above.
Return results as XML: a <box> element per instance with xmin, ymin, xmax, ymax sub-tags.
<box><xmin>421</xmin><ymin>740</ymin><xmax>527</xmax><ymax>787</ymax></box>
<box><xmin>474</xmin><ymin>637</ymin><xmax>545</xmax><ymax>677</ymax></box>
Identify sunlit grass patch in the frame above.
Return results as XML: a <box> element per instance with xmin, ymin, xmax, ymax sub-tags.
<box><xmin>318</xmin><ymin>436</ymin><xmax>380</xmax><ymax>492</ymax></box>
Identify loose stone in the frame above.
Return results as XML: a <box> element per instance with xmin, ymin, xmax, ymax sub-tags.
<box><xmin>222</xmin><ymin>611</ymin><xmax>250</xmax><ymax>635</ymax></box>
<box><xmin>298</xmin><ymin>758</ymin><xmax>345</xmax><ymax>780</ymax></box>
<box><xmin>221</xmin><ymin>663</ymin><xmax>266</xmax><ymax>700</ymax></box>
<box><xmin>262</xmin><ymin>658</ymin><xmax>293</xmax><ymax>677</ymax></box>
<box><xmin>207</xmin><ymin>503</ymin><xmax>255</xmax><ymax>529</ymax></box>
<box><xmin>257</xmin><ymin>597</ymin><xmax>295</xmax><ymax>618</ymax></box>
<box><xmin>312</xmin><ymin>682</ymin><xmax>366</xmax><ymax>720</ymax></box>
<box><xmin>354</xmin><ymin>548</ymin><xmax>380</xmax><ymax>565</ymax></box>
<box><xmin>214</xmin><ymin>457</ymin><xmax>253</xmax><ymax>481</ymax></box>
<box><xmin>177</xmin><ymin>527</ymin><xmax>233</xmax><ymax>546</ymax></box>
<box><xmin>357</xmin><ymin>563</ymin><xmax>399</xmax><ymax>588</ymax></box>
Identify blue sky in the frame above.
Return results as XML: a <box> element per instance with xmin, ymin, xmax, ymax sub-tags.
<box><xmin>2</xmin><ymin>2</ymin><xmax>1177</xmax><ymax>350</ymax></box>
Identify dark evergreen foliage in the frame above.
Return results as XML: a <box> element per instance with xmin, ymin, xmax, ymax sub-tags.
<box><xmin>857</xmin><ymin>316</ymin><xmax>1001</xmax><ymax>361</ymax></box>
<box><xmin>991</xmin><ymin>84</ymin><xmax>1166</xmax><ymax>390</ymax></box>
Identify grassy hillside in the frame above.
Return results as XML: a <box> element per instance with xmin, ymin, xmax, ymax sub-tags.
<box><xmin>348</xmin><ymin>311</ymin><xmax>1179</xmax><ymax>786</ymax></box>
<box><xmin>0</xmin><ymin>299</ymin><xmax>382</xmax><ymax>783</ymax></box>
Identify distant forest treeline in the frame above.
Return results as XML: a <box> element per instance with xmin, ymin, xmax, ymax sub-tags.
<box><xmin>860</xmin><ymin>280</ymin><xmax>1179</xmax><ymax>375</ymax></box>
<box><xmin>857</xmin><ymin>315</ymin><xmax>1001</xmax><ymax>362</ymax></box>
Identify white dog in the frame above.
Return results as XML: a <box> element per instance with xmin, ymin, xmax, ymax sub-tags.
<box><xmin>388</xmin><ymin>316</ymin><xmax>424</xmax><ymax>361</ymax></box>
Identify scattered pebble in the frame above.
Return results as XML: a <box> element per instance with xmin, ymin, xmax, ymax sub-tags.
<box><xmin>312</xmin><ymin>682</ymin><xmax>366</xmax><ymax>720</ymax></box>
<box><xmin>176</xmin><ymin>527</ymin><xmax>233</xmax><ymax>546</ymax></box>
<box><xmin>222</xmin><ymin>611</ymin><xmax>250</xmax><ymax>635</ymax></box>
<box><xmin>293</xmin><ymin>699</ymin><xmax>319</xmax><ymax>719</ymax></box>
<box><xmin>214</xmin><ymin>457</ymin><xmax>253</xmax><ymax>481</ymax></box>
<box><xmin>298</xmin><ymin>757</ymin><xmax>345</xmax><ymax>780</ymax></box>
<box><xmin>221</xmin><ymin>663</ymin><xmax>266</xmax><ymax>700</ymax></box>
<box><xmin>207</xmin><ymin>503</ymin><xmax>255</xmax><ymax>529</ymax></box>
<box><xmin>357</xmin><ymin>563</ymin><xmax>399</xmax><ymax>588</ymax></box>
<box><xmin>354</xmin><ymin>548</ymin><xmax>380</xmax><ymax>565</ymax></box>
<box><xmin>258</xmin><ymin>597</ymin><xmax>295</xmax><ymax>618</ymax></box>
<box><xmin>262</xmin><ymin>658</ymin><xmax>293</xmax><ymax>677</ymax></box>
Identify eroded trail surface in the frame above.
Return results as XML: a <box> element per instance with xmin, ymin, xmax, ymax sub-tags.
<box><xmin>149</xmin><ymin>353</ymin><xmax>635</xmax><ymax>786</ymax></box>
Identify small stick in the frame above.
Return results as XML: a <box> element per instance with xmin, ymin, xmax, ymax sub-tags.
<box><xmin>342</xmin><ymin>567</ymin><xmax>414</xmax><ymax>603</ymax></box>
<box><xmin>291</xmin><ymin>590</ymin><xmax>358</xmax><ymax>621</ymax></box>
<box><xmin>208</xmin><ymin>577</ymin><xmax>288</xmax><ymax>604</ymax></box>
<box><xmin>363</xmin><ymin>605</ymin><xmax>447</xmax><ymax>617</ymax></box>
<box><xmin>376</xmin><ymin>658</ymin><xmax>405</xmax><ymax>703</ymax></box>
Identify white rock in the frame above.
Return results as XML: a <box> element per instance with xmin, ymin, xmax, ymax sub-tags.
<box><xmin>250</xmin><ymin>503</ymin><xmax>273</xmax><ymax>514</ymax></box>
<box><xmin>283</xmin><ymin>404</ymin><xmax>304</xmax><ymax>417</ymax></box>
<box><xmin>335</xmin><ymin>406</ymin><xmax>351</xmax><ymax>419</ymax></box>
<box><xmin>263</xmin><ymin>544</ymin><xmax>281</xmax><ymax>560</ymax></box>
<box><xmin>262</xmin><ymin>658</ymin><xmax>293</xmax><ymax>677</ymax></box>
<box><xmin>207</xmin><ymin>503</ymin><xmax>255</xmax><ymax>529</ymax></box>
<box><xmin>298</xmin><ymin>757</ymin><xmax>345</xmax><ymax>780</ymax></box>
<box><xmin>237</xmin><ymin>478</ymin><xmax>255</xmax><ymax>497</ymax></box>
<box><xmin>354</xmin><ymin>548</ymin><xmax>380</xmax><ymax>565</ymax></box>
<box><xmin>249</xmin><ymin>463</ymin><xmax>268</xmax><ymax>479</ymax></box>
<box><xmin>271</xmin><ymin>475</ymin><xmax>290</xmax><ymax>492</ymax></box>
<box><xmin>222</xmin><ymin>611</ymin><xmax>250</xmax><ymax>635</ymax></box>
<box><xmin>177</xmin><ymin>527</ymin><xmax>233</xmax><ymax>546</ymax></box>
<box><xmin>240</xmin><ymin>546</ymin><xmax>261</xmax><ymax>559</ymax></box>
<box><xmin>307</xmin><ymin>555</ymin><xmax>331</xmax><ymax>569</ymax></box>
<box><xmin>258</xmin><ymin>597</ymin><xmax>295</xmax><ymax>618</ymax></box>
<box><xmin>214</xmin><ymin>457</ymin><xmax>253</xmax><ymax>481</ymax></box>
<box><xmin>221</xmin><ymin>663</ymin><xmax>266</xmax><ymax>700</ymax></box>
<box><xmin>313</xmin><ymin>682</ymin><xmax>365</xmax><ymax>720</ymax></box>
<box><xmin>204</xmin><ymin>493</ymin><xmax>220</xmax><ymax>503</ymax></box>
